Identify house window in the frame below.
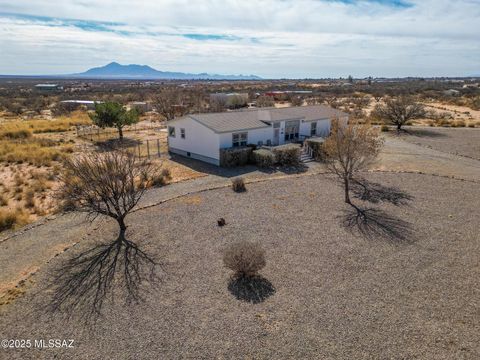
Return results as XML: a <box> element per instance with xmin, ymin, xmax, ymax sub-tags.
<box><xmin>311</xmin><ymin>122</ymin><xmax>317</xmax><ymax>136</ymax></box>
<box><xmin>168</xmin><ymin>126</ymin><xmax>175</xmax><ymax>137</ymax></box>
<box><xmin>232</xmin><ymin>132</ymin><xmax>248</xmax><ymax>147</ymax></box>
<box><xmin>180</xmin><ymin>128</ymin><xmax>185</xmax><ymax>139</ymax></box>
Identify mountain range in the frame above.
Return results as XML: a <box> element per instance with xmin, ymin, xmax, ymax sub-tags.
<box><xmin>71</xmin><ymin>62</ymin><xmax>261</xmax><ymax>80</ymax></box>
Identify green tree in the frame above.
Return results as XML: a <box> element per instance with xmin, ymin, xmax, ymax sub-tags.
<box><xmin>89</xmin><ymin>102</ymin><xmax>139</xmax><ymax>140</ymax></box>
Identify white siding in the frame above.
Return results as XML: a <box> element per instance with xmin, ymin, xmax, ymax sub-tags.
<box><xmin>219</xmin><ymin>127</ymin><xmax>274</xmax><ymax>148</ymax></box>
<box><xmin>167</xmin><ymin>117</ymin><xmax>220</xmax><ymax>165</ymax></box>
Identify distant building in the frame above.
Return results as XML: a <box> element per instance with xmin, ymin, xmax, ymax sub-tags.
<box><xmin>60</xmin><ymin>100</ymin><xmax>101</xmax><ymax>110</ymax></box>
<box><xmin>35</xmin><ymin>83</ymin><xmax>63</xmax><ymax>92</ymax></box>
<box><xmin>129</xmin><ymin>102</ymin><xmax>152</xmax><ymax>112</ymax></box>
<box><xmin>443</xmin><ymin>89</ymin><xmax>461</xmax><ymax>96</ymax></box>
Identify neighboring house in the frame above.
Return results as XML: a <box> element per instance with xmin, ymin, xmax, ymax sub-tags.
<box><xmin>167</xmin><ymin>105</ymin><xmax>348</xmax><ymax>165</ymax></box>
<box><xmin>35</xmin><ymin>84</ymin><xmax>63</xmax><ymax>92</ymax></box>
<box><xmin>443</xmin><ymin>89</ymin><xmax>461</xmax><ymax>96</ymax></box>
<box><xmin>60</xmin><ymin>100</ymin><xmax>101</xmax><ymax>110</ymax></box>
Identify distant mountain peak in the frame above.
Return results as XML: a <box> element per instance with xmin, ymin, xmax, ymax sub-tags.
<box><xmin>72</xmin><ymin>62</ymin><xmax>261</xmax><ymax>80</ymax></box>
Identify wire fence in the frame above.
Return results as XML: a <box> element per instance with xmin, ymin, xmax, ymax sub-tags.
<box><xmin>76</xmin><ymin>123</ymin><xmax>168</xmax><ymax>159</ymax></box>
<box><xmin>76</xmin><ymin>123</ymin><xmax>166</xmax><ymax>141</ymax></box>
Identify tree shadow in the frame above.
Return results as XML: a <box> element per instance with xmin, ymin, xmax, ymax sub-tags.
<box><xmin>351</xmin><ymin>179</ymin><xmax>414</xmax><ymax>206</ymax></box>
<box><xmin>47</xmin><ymin>237</ymin><xmax>160</xmax><ymax>322</ymax></box>
<box><xmin>401</xmin><ymin>128</ymin><xmax>449</xmax><ymax>138</ymax></box>
<box><xmin>228</xmin><ymin>275</ymin><xmax>275</xmax><ymax>304</ymax></box>
<box><xmin>340</xmin><ymin>204</ymin><xmax>415</xmax><ymax>243</ymax></box>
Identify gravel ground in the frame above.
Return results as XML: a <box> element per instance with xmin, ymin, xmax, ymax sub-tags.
<box><xmin>0</xmin><ymin>172</ymin><xmax>479</xmax><ymax>359</ymax></box>
<box><xmin>394</xmin><ymin>127</ymin><xmax>480</xmax><ymax>160</ymax></box>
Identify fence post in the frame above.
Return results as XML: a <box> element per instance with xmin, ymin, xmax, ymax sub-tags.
<box><xmin>147</xmin><ymin>140</ymin><xmax>150</xmax><ymax>159</ymax></box>
<box><xmin>157</xmin><ymin>139</ymin><xmax>160</xmax><ymax>157</ymax></box>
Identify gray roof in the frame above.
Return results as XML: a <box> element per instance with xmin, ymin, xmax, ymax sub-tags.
<box><xmin>183</xmin><ymin>105</ymin><xmax>348</xmax><ymax>133</ymax></box>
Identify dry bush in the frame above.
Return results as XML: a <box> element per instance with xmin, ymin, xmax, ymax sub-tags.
<box><xmin>381</xmin><ymin>124</ymin><xmax>389</xmax><ymax>132</ymax></box>
<box><xmin>253</xmin><ymin>149</ymin><xmax>275</xmax><ymax>168</ymax></box>
<box><xmin>231</xmin><ymin>177</ymin><xmax>246</xmax><ymax>192</ymax></box>
<box><xmin>24</xmin><ymin>189</ymin><xmax>35</xmax><ymax>208</ymax></box>
<box><xmin>272</xmin><ymin>144</ymin><xmax>301</xmax><ymax>166</ymax></box>
<box><xmin>0</xmin><ymin>139</ymin><xmax>70</xmax><ymax>166</ymax></box>
<box><xmin>0</xmin><ymin>209</ymin><xmax>29</xmax><ymax>232</ymax></box>
<box><xmin>223</xmin><ymin>241</ymin><xmax>266</xmax><ymax>277</ymax></box>
<box><xmin>0</xmin><ymin>129</ymin><xmax>32</xmax><ymax>140</ymax></box>
<box><xmin>0</xmin><ymin>194</ymin><xmax>8</xmax><ymax>206</ymax></box>
<box><xmin>150</xmin><ymin>168</ymin><xmax>171</xmax><ymax>187</ymax></box>
<box><xmin>0</xmin><ymin>112</ymin><xmax>91</xmax><ymax>135</ymax></box>
<box><xmin>219</xmin><ymin>147</ymin><xmax>253</xmax><ymax>167</ymax></box>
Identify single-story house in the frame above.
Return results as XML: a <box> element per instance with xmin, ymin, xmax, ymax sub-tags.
<box><xmin>167</xmin><ymin>105</ymin><xmax>348</xmax><ymax>166</ymax></box>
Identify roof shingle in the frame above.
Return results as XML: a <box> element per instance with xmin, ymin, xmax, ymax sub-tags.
<box><xmin>185</xmin><ymin>105</ymin><xmax>347</xmax><ymax>133</ymax></box>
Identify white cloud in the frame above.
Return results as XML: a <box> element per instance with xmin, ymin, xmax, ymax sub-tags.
<box><xmin>0</xmin><ymin>0</ymin><xmax>479</xmax><ymax>77</ymax></box>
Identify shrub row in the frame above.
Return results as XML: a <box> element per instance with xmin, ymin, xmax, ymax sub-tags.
<box><xmin>219</xmin><ymin>147</ymin><xmax>253</xmax><ymax>167</ymax></box>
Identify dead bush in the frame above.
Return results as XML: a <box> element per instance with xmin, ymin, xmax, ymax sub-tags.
<box><xmin>231</xmin><ymin>177</ymin><xmax>246</xmax><ymax>192</ymax></box>
<box><xmin>223</xmin><ymin>241</ymin><xmax>266</xmax><ymax>277</ymax></box>
<box><xmin>0</xmin><ymin>209</ymin><xmax>29</xmax><ymax>232</ymax></box>
<box><xmin>0</xmin><ymin>194</ymin><xmax>8</xmax><ymax>206</ymax></box>
<box><xmin>24</xmin><ymin>189</ymin><xmax>35</xmax><ymax>208</ymax></box>
<box><xmin>150</xmin><ymin>168</ymin><xmax>171</xmax><ymax>187</ymax></box>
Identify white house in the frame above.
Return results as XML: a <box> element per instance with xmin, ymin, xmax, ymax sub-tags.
<box><xmin>167</xmin><ymin>105</ymin><xmax>348</xmax><ymax>166</ymax></box>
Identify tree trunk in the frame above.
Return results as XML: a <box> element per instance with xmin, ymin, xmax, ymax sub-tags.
<box><xmin>397</xmin><ymin>123</ymin><xmax>402</xmax><ymax>131</ymax></box>
<box><xmin>117</xmin><ymin>217</ymin><xmax>127</xmax><ymax>241</ymax></box>
<box><xmin>118</xmin><ymin>126</ymin><xmax>124</xmax><ymax>140</ymax></box>
<box><xmin>344</xmin><ymin>176</ymin><xmax>351</xmax><ymax>204</ymax></box>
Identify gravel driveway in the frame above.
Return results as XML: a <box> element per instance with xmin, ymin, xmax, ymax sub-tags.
<box><xmin>0</xmin><ymin>172</ymin><xmax>479</xmax><ymax>359</ymax></box>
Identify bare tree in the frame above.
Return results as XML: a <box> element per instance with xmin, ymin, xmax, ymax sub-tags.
<box><xmin>153</xmin><ymin>88</ymin><xmax>189</xmax><ymax>121</ymax></box>
<box><xmin>52</xmin><ymin>151</ymin><xmax>160</xmax><ymax>316</ymax></box>
<box><xmin>372</xmin><ymin>96</ymin><xmax>425</xmax><ymax>131</ymax></box>
<box><xmin>256</xmin><ymin>95</ymin><xmax>275</xmax><ymax>108</ymax></box>
<box><xmin>323</xmin><ymin>118</ymin><xmax>384</xmax><ymax>204</ymax></box>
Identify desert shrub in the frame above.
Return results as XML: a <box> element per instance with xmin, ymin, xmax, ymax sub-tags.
<box><xmin>0</xmin><ymin>209</ymin><xmax>29</xmax><ymax>232</ymax></box>
<box><xmin>231</xmin><ymin>177</ymin><xmax>246</xmax><ymax>192</ymax></box>
<box><xmin>452</xmin><ymin>120</ymin><xmax>466</xmax><ymax>127</ymax></box>
<box><xmin>161</xmin><ymin>168</ymin><xmax>172</xmax><ymax>181</ymax></box>
<box><xmin>0</xmin><ymin>194</ymin><xmax>8</xmax><ymax>206</ymax></box>
<box><xmin>273</xmin><ymin>144</ymin><xmax>301</xmax><ymax>166</ymax></box>
<box><xmin>223</xmin><ymin>241</ymin><xmax>266</xmax><ymax>277</ymax></box>
<box><xmin>0</xmin><ymin>129</ymin><xmax>32</xmax><ymax>140</ymax></box>
<box><xmin>24</xmin><ymin>190</ymin><xmax>35</xmax><ymax>208</ymax></box>
<box><xmin>305</xmin><ymin>139</ymin><xmax>326</xmax><ymax>161</ymax></box>
<box><xmin>219</xmin><ymin>147</ymin><xmax>253</xmax><ymax>167</ymax></box>
<box><xmin>253</xmin><ymin>149</ymin><xmax>275</xmax><ymax>168</ymax></box>
<box><xmin>437</xmin><ymin>119</ymin><xmax>452</xmax><ymax>127</ymax></box>
<box><xmin>0</xmin><ymin>210</ymin><xmax>16</xmax><ymax>231</ymax></box>
<box><xmin>381</xmin><ymin>124</ymin><xmax>389</xmax><ymax>132</ymax></box>
<box><xmin>468</xmin><ymin>123</ymin><xmax>475</xmax><ymax>128</ymax></box>
<box><xmin>150</xmin><ymin>168</ymin><xmax>172</xmax><ymax>187</ymax></box>
<box><xmin>0</xmin><ymin>140</ymin><xmax>69</xmax><ymax>166</ymax></box>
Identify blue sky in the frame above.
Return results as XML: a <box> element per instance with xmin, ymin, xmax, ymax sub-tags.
<box><xmin>0</xmin><ymin>0</ymin><xmax>479</xmax><ymax>78</ymax></box>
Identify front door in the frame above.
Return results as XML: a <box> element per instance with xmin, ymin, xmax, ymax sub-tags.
<box><xmin>284</xmin><ymin>120</ymin><xmax>300</xmax><ymax>142</ymax></box>
<box><xmin>273</xmin><ymin>128</ymin><xmax>280</xmax><ymax>145</ymax></box>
